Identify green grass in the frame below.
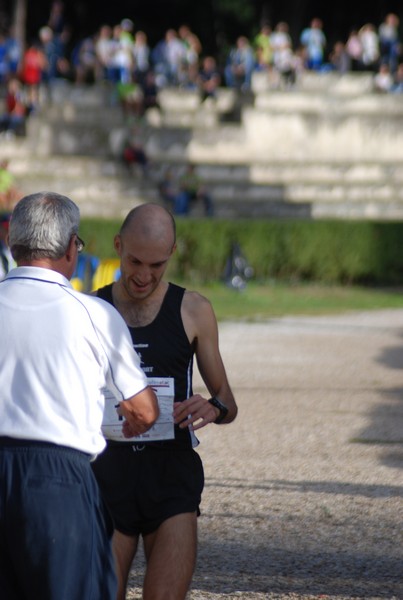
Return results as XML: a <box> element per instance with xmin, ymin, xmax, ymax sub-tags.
<box><xmin>175</xmin><ymin>281</ymin><xmax>403</xmax><ymax>321</ymax></box>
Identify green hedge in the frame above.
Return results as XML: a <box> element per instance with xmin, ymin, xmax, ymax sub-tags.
<box><xmin>79</xmin><ymin>218</ymin><xmax>403</xmax><ymax>285</ymax></box>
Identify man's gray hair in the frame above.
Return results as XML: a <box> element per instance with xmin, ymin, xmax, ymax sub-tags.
<box><xmin>9</xmin><ymin>191</ymin><xmax>80</xmax><ymax>261</ymax></box>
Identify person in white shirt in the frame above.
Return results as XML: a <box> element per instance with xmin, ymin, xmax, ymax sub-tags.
<box><xmin>0</xmin><ymin>190</ymin><xmax>159</xmax><ymax>600</ymax></box>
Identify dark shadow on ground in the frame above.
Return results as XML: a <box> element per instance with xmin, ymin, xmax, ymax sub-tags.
<box><xmin>204</xmin><ymin>477</ymin><xmax>403</xmax><ymax>498</ymax></box>
<box><xmin>192</xmin><ymin>540</ymin><xmax>402</xmax><ymax>597</ymax></box>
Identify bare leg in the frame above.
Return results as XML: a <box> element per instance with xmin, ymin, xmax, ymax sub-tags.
<box><xmin>113</xmin><ymin>530</ymin><xmax>139</xmax><ymax>600</ymax></box>
<box><xmin>142</xmin><ymin>512</ymin><xmax>198</xmax><ymax>600</ymax></box>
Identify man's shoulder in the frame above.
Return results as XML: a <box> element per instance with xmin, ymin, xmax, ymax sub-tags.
<box><xmin>182</xmin><ymin>288</ymin><xmax>213</xmax><ymax>316</ymax></box>
<box><xmin>72</xmin><ymin>288</ymin><xmax>120</xmax><ymax>321</ymax></box>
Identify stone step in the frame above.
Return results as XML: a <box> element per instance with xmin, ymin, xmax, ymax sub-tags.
<box><xmin>251</xmin><ymin>70</ymin><xmax>375</xmax><ymax>95</ymax></box>
<box><xmin>154</xmin><ymin>162</ymin><xmax>403</xmax><ymax>186</ymax></box>
<box><xmin>6</xmin><ymin>149</ymin><xmax>403</xmax><ymax>187</ymax></box>
<box><xmin>5</xmin><ymin>147</ymin><xmax>403</xmax><ymax>219</ymax></box>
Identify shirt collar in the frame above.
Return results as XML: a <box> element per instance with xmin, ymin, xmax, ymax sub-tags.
<box><xmin>5</xmin><ymin>266</ymin><xmax>72</xmax><ymax>288</ymax></box>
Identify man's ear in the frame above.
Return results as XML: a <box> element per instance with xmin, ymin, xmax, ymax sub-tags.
<box><xmin>170</xmin><ymin>242</ymin><xmax>177</xmax><ymax>256</ymax></box>
<box><xmin>114</xmin><ymin>234</ymin><xmax>122</xmax><ymax>255</ymax></box>
<box><xmin>65</xmin><ymin>234</ymin><xmax>77</xmax><ymax>262</ymax></box>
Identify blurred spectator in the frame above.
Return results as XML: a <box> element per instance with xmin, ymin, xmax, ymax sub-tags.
<box><xmin>391</xmin><ymin>62</ymin><xmax>403</xmax><ymax>93</ymax></box>
<box><xmin>116</xmin><ymin>80</ymin><xmax>144</xmax><ymax>116</ymax></box>
<box><xmin>198</xmin><ymin>55</ymin><xmax>221</xmax><ymax>100</ymax></box>
<box><xmin>345</xmin><ymin>29</ymin><xmax>363</xmax><ymax>71</ymax></box>
<box><xmin>0</xmin><ymin>31</ymin><xmax>8</xmax><ymax>83</ymax></box>
<box><xmin>0</xmin><ymin>77</ymin><xmax>29</xmax><ymax>135</ymax></box>
<box><xmin>165</xmin><ymin>28</ymin><xmax>187</xmax><ymax>84</ymax></box>
<box><xmin>38</xmin><ymin>26</ymin><xmax>61</xmax><ymax>82</ymax></box>
<box><xmin>120</xmin><ymin>18</ymin><xmax>135</xmax><ymax>45</ymax></box>
<box><xmin>271</xmin><ymin>22</ymin><xmax>295</xmax><ymax>86</ymax></box>
<box><xmin>178</xmin><ymin>25</ymin><xmax>202</xmax><ymax>81</ymax></box>
<box><xmin>271</xmin><ymin>22</ymin><xmax>292</xmax><ymax>64</ymax></box>
<box><xmin>142</xmin><ymin>69</ymin><xmax>159</xmax><ymax>110</ymax></box>
<box><xmin>158</xmin><ymin>167</ymin><xmax>178</xmax><ymax>209</ymax></box>
<box><xmin>94</xmin><ymin>24</ymin><xmax>113</xmax><ymax>81</ymax></box>
<box><xmin>47</xmin><ymin>0</ymin><xmax>66</xmax><ymax>34</ymax></box>
<box><xmin>358</xmin><ymin>24</ymin><xmax>380</xmax><ymax>72</ymax></box>
<box><xmin>0</xmin><ymin>159</ymin><xmax>20</xmax><ymax>211</ymax></box>
<box><xmin>178</xmin><ymin>24</ymin><xmax>202</xmax><ymax>59</ymax></box>
<box><xmin>19</xmin><ymin>42</ymin><xmax>47</xmax><ymax>108</ymax></box>
<box><xmin>107</xmin><ymin>23</ymin><xmax>133</xmax><ymax>85</ymax></box>
<box><xmin>174</xmin><ymin>164</ymin><xmax>214</xmax><ymax>216</ymax></box>
<box><xmin>378</xmin><ymin>13</ymin><xmax>400</xmax><ymax>73</ymax></box>
<box><xmin>273</xmin><ymin>41</ymin><xmax>297</xmax><ymax>87</ymax></box>
<box><xmin>328</xmin><ymin>41</ymin><xmax>351</xmax><ymax>73</ymax></box>
<box><xmin>300</xmin><ymin>17</ymin><xmax>327</xmax><ymax>70</ymax></box>
<box><xmin>224</xmin><ymin>35</ymin><xmax>255</xmax><ymax>90</ymax></box>
<box><xmin>152</xmin><ymin>29</ymin><xmax>186</xmax><ymax>87</ymax></box>
<box><xmin>121</xmin><ymin>128</ymin><xmax>150</xmax><ymax>177</ymax></box>
<box><xmin>253</xmin><ymin>22</ymin><xmax>273</xmax><ymax>69</ymax></box>
<box><xmin>5</xmin><ymin>26</ymin><xmax>22</xmax><ymax>77</ymax></box>
<box><xmin>373</xmin><ymin>62</ymin><xmax>393</xmax><ymax>92</ymax></box>
<box><xmin>132</xmin><ymin>30</ymin><xmax>150</xmax><ymax>86</ymax></box>
<box><xmin>72</xmin><ymin>35</ymin><xmax>97</xmax><ymax>83</ymax></box>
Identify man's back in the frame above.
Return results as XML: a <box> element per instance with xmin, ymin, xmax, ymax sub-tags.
<box><xmin>0</xmin><ymin>266</ymin><xmax>153</xmax><ymax>454</ymax></box>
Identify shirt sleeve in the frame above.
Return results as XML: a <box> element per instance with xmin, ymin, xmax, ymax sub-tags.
<box><xmin>89</xmin><ymin>297</ymin><xmax>149</xmax><ymax>400</ymax></box>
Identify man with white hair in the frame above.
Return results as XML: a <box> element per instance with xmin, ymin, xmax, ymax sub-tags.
<box><xmin>0</xmin><ymin>191</ymin><xmax>159</xmax><ymax>600</ymax></box>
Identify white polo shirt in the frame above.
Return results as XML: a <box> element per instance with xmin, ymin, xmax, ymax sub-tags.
<box><xmin>0</xmin><ymin>266</ymin><xmax>148</xmax><ymax>455</ymax></box>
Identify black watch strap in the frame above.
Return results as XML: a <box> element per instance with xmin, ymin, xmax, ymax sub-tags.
<box><xmin>208</xmin><ymin>396</ymin><xmax>229</xmax><ymax>424</ymax></box>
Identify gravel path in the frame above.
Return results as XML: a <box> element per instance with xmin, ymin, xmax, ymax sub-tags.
<box><xmin>126</xmin><ymin>310</ymin><xmax>403</xmax><ymax>599</ymax></box>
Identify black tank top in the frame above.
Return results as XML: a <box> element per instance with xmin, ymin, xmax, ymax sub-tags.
<box><xmin>97</xmin><ymin>282</ymin><xmax>195</xmax><ymax>448</ymax></box>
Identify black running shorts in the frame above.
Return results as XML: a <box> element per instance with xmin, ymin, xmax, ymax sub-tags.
<box><xmin>92</xmin><ymin>442</ymin><xmax>205</xmax><ymax>536</ymax></box>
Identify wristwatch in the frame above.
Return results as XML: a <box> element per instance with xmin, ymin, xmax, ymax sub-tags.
<box><xmin>208</xmin><ymin>396</ymin><xmax>228</xmax><ymax>424</ymax></box>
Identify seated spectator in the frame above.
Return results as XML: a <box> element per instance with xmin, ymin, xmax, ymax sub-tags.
<box><xmin>275</xmin><ymin>45</ymin><xmax>297</xmax><ymax>87</ymax></box>
<box><xmin>271</xmin><ymin>21</ymin><xmax>292</xmax><ymax>67</ymax></box>
<box><xmin>0</xmin><ymin>159</ymin><xmax>20</xmax><ymax>210</ymax></box>
<box><xmin>122</xmin><ymin>135</ymin><xmax>150</xmax><ymax>177</ymax></box>
<box><xmin>152</xmin><ymin>29</ymin><xmax>186</xmax><ymax>87</ymax></box>
<box><xmin>72</xmin><ymin>35</ymin><xmax>97</xmax><ymax>84</ymax></box>
<box><xmin>328</xmin><ymin>41</ymin><xmax>351</xmax><ymax>73</ymax></box>
<box><xmin>0</xmin><ymin>77</ymin><xmax>29</xmax><ymax>136</ymax></box>
<box><xmin>116</xmin><ymin>79</ymin><xmax>144</xmax><ymax>116</ymax></box>
<box><xmin>391</xmin><ymin>62</ymin><xmax>403</xmax><ymax>93</ymax></box>
<box><xmin>373</xmin><ymin>62</ymin><xmax>394</xmax><ymax>92</ymax></box>
<box><xmin>198</xmin><ymin>55</ymin><xmax>221</xmax><ymax>100</ymax></box>
<box><xmin>158</xmin><ymin>167</ymin><xmax>178</xmax><ymax>209</ymax></box>
<box><xmin>224</xmin><ymin>36</ymin><xmax>255</xmax><ymax>90</ymax></box>
<box><xmin>271</xmin><ymin>28</ymin><xmax>296</xmax><ymax>87</ymax></box>
<box><xmin>141</xmin><ymin>69</ymin><xmax>159</xmax><ymax>110</ymax></box>
<box><xmin>174</xmin><ymin>164</ymin><xmax>214</xmax><ymax>216</ymax></box>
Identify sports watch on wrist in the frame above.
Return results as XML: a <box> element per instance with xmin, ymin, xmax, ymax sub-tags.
<box><xmin>208</xmin><ymin>396</ymin><xmax>229</xmax><ymax>424</ymax></box>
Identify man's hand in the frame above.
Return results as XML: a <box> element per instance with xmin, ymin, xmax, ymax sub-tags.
<box><xmin>173</xmin><ymin>394</ymin><xmax>219</xmax><ymax>431</ymax></box>
<box><xmin>119</xmin><ymin>386</ymin><xmax>159</xmax><ymax>438</ymax></box>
